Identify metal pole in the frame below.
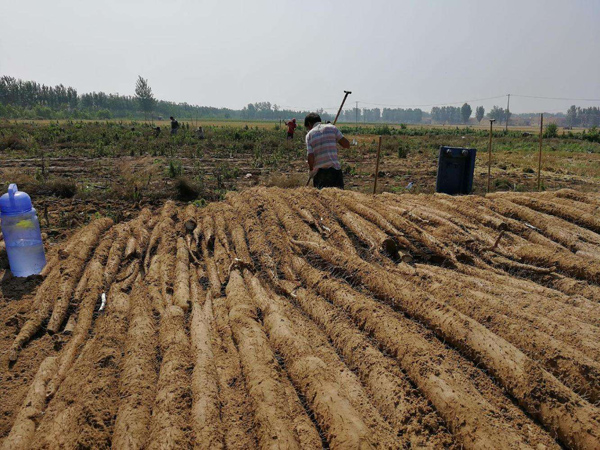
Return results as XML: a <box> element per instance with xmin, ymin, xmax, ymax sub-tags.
<box><xmin>373</xmin><ymin>136</ymin><xmax>383</xmax><ymax>194</ymax></box>
<box><xmin>538</xmin><ymin>113</ymin><xmax>544</xmax><ymax>191</ymax></box>
<box><xmin>487</xmin><ymin>119</ymin><xmax>495</xmax><ymax>193</ymax></box>
<box><xmin>505</xmin><ymin>94</ymin><xmax>510</xmax><ymax>132</ymax></box>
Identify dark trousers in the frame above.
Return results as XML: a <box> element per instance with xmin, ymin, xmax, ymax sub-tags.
<box><xmin>313</xmin><ymin>167</ymin><xmax>344</xmax><ymax>189</ymax></box>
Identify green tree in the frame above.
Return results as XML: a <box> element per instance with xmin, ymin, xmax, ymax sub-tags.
<box><xmin>566</xmin><ymin>105</ymin><xmax>578</xmax><ymax>127</ymax></box>
<box><xmin>488</xmin><ymin>105</ymin><xmax>506</xmax><ymax>122</ymax></box>
<box><xmin>460</xmin><ymin>103</ymin><xmax>472</xmax><ymax>124</ymax></box>
<box><xmin>475</xmin><ymin>106</ymin><xmax>485</xmax><ymax>123</ymax></box>
<box><xmin>135</xmin><ymin>76</ymin><xmax>156</xmax><ymax>121</ymax></box>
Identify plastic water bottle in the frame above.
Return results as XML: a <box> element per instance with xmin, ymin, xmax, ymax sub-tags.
<box><xmin>0</xmin><ymin>184</ymin><xmax>46</xmax><ymax>277</ymax></box>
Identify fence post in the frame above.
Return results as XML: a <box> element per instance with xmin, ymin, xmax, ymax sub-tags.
<box><xmin>537</xmin><ymin>114</ymin><xmax>544</xmax><ymax>191</ymax></box>
<box><xmin>487</xmin><ymin>119</ymin><xmax>495</xmax><ymax>193</ymax></box>
<box><xmin>373</xmin><ymin>136</ymin><xmax>383</xmax><ymax>194</ymax></box>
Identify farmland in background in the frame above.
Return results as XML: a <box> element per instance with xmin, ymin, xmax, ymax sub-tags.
<box><xmin>1</xmin><ymin>119</ymin><xmax>600</xmax><ymax>245</ymax></box>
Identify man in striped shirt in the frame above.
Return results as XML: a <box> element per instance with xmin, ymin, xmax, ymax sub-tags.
<box><xmin>305</xmin><ymin>113</ymin><xmax>350</xmax><ymax>189</ymax></box>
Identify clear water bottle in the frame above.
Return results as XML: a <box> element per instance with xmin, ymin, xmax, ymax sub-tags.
<box><xmin>0</xmin><ymin>184</ymin><xmax>46</xmax><ymax>277</ymax></box>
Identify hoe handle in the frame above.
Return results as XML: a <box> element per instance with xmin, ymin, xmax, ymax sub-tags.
<box><xmin>333</xmin><ymin>90</ymin><xmax>352</xmax><ymax>125</ymax></box>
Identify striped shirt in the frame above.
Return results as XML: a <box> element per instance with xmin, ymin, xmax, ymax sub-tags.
<box><xmin>306</xmin><ymin>123</ymin><xmax>344</xmax><ymax>170</ymax></box>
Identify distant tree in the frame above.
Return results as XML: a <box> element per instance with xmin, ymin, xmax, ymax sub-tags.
<box><xmin>475</xmin><ymin>106</ymin><xmax>485</xmax><ymax>123</ymax></box>
<box><xmin>461</xmin><ymin>103</ymin><xmax>472</xmax><ymax>124</ymax></box>
<box><xmin>135</xmin><ymin>76</ymin><xmax>156</xmax><ymax>121</ymax></box>
<box><xmin>566</xmin><ymin>105</ymin><xmax>578</xmax><ymax>127</ymax></box>
<box><xmin>488</xmin><ymin>105</ymin><xmax>506</xmax><ymax>122</ymax></box>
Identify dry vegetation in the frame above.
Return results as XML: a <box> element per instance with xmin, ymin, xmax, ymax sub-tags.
<box><xmin>2</xmin><ymin>187</ymin><xmax>600</xmax><ymax>449</ymax></box>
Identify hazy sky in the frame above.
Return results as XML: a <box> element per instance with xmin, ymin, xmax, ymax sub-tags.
<box><xmin>1</xmin><ymin>0</ymin><xmax>599</xmax><ymax>114</ymax></box>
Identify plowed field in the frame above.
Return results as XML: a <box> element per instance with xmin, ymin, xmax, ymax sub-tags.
<box><xmin>2</xmin><ymin>187</ymin><xmax>600</xmax><ymax>449</ymax></box>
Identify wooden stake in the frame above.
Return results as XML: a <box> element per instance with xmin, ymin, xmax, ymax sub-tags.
<box><xmin>487</xmin><ymin>120</ymin><xmax>494</xmax><ymax>193</ymax></box>
<box><xmin>538</xmin><ymin>114</ymin><xmax>544</xmax><ymax>191</ymax></box>
<box><xmin>373</xmin><ymin>135</ymin><xmax>383</xmax><ymax>194</ymax></box>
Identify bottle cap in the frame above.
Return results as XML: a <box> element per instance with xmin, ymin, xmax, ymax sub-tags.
<box><xmin>0</xmin><ymin>184</ymin><xmax>33</xmax><ymax>216</ymax></box>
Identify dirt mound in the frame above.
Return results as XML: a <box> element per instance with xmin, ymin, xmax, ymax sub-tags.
<box><xmin>2</xmin><ymin>187</ymin><xmax>600</xmax><ymax>449</ymax></box>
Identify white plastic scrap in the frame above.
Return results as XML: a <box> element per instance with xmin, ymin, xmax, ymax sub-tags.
<box><xmin>99</xmin><ymin>293</ymin><xmax>107</xmax><ymax>312</ymax></box>
<box><xmin>524</xmin><ymin>223</ymin><xmax>540</xmax><ymax>232</ymax></box>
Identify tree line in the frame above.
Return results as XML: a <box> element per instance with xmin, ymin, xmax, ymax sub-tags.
<box><xmin>566</xmin><ymin>106</ymin><xmax>600</xmax><ymax>128</ymax></box>
<box><xmin>1</xmin><ymin>75</ymin><xmax>597</xmax><ymax>127</ymax></box>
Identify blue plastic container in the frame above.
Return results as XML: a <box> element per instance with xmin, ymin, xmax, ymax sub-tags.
<box><xmin>0</xmin><ymin>184</ymin><xmax>46</xmax><ymax>277</ymax></box>
<box><xmin>436</xmin><ymin>147</ymin><xmax>477</xmax><ymax>195</ymax></box>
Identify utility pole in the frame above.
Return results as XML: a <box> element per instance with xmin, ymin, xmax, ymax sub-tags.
<box><xmin>355</xmin><ymin>101</ymin><xmax>359</xmax><ymax>128</ymax></box>
<box><xmin>505</xmin><ymin>94</ymin><xmax>510</xmax><ymax>132</ymax></box>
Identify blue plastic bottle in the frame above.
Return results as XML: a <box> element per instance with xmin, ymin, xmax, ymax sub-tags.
<box><xmin>0</xmin><ymin>184</ymin><xmax>46</xmax><ymax>277</ymax></box>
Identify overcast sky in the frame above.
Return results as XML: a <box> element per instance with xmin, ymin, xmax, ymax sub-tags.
<box><xmin>1</xmin><ymin>0</ymin><xmax>599</xmax><ymax>114</ymax></box>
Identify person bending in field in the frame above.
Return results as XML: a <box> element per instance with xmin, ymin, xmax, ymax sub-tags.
<box><xmin>170</xmin><ymin>116</ymin><xmax>180</xmax><ymax>135</ymax></box>
<box><xmin>305</xmin><ymin>113</ymin><xmax>350</xmax><ymax>189</ymax></box>
<box><xmin>285</xmin><ymin>118</ymin><xmax>297</xmax><ymax>140</ymax></box>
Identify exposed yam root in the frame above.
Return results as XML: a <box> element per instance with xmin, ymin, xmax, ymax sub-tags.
<box><xmin>9</xmin><ymin>218</ymin><xmax>113</xmax><ymax>361</ymax></box>
<box><xmin>2</xmin><ymin>357</ymin><xmax>58</xmax><ymax>450</ymax></box>
<box><xmin>371</xmin><ymin>199</ymin><xmax>460</xmax><ymax>265</ymax></box>
<box><xmin>241</xmin><ymin>274</ymin><xmax>330</xmax><ymax>449</ymax></box>
<box><xmin>225</xmin><ymin>269</ymin><xmax>310</xmax><ymax>449</ymax></box>
<box><xmin>419</xmin><ymin>265</ymin><xmax>600</xmax><ymax>404</ymax></box>
<box><xmin>326</xmin><ymin>189</ymin><xmax>417</xmax><ymax>253</ymax></box>
<box><xmin>292</xmin><ymin>189</ymin><xmax>360</xmax><ymax>256</ymax></box>
<box><xmin>103</xmin><ymin>223</ymin><xmax>131</xmax><ymax>288</ymax></box>
<box><xmin>245</xmin><ymin>273</ymin><xmax>411</xmax><ymax>449</ymax></box>
<box><xmin>182</xmin><ymin>203</ymin><xmax>198</xmax><ymax>232</ymax></box>
<box><xmin>435</xmin><ymin>264</ymin><xmax>600</xmax><ymax>357</ymax></box>
<box><xmin>112</xmin><ymin>281</ymin><xmax>158</xmax><ymax>450</ymax></box>
<box><xmin>213</xmin><ymin>211</ymin><xmax>232</xmax><ymax>255</ymax></box>
<box><xmin>487</xmin><ymin>198</ymin><xmax>600</xmax><ymax>255</ymax></box>
<box><xmin>211</xmin><ymin>295</ymin><xmax>259</xmax><ymax>449</ymax></box>
<box><xmin>290</xmin><ymin>256</ymin><xmax>545</xmax><ymax>449</ymax></box>
<box><xmin>292</xmin><ymin>240</ymin><xmax>600</xmax><ymax>450</ymax></box>
<box><xmin>144</xmin><ymin>201</ymin><xmax>177</xmax><ymax>272</ymax></box>
<box><xmin>46</xmin><ymin>218</ymin><xmax>114</xmax><ymax>334</ymax></box>
<box><xmin>8</xmin><ymin>188</ymin><xmax>600</xmax><ymax>449</ymax></box>
<box><xmin>30</xmin><ymin>275</ymin><xmax>134</xmax><ymax>449</ymax></box>
<box><xmin>199</xmin><ymin>212</ymin><xmax>222</xmax><ymax>296</ymax></box>
<box><xmin>190</xmin><ymin>274</ymin><xmax>224</xmax><ymax>449</ymax></box>
<box><xmin>515</xmin><ymin>243</ymin><xmax>600</xmax><ymax>283</ymax></box>
<box><xmin>498</xmin><ymin>193</ymin><xmax>600</xmax><ymax>233</ymax></box>
<box><xmin>554</xmin><ymin>188</ymin><xmax>600</xmax><ymax>208</ymax></box>
<box><xmin>147</xmin><ymin>305</ymin><xmax>192</xmax><ymax>450</ymax></box>
<box><xmin>226</xmin><ymin>211</ymin><xmax>253</xmax><ymax>266</ymax></box>
<box><xmin>288</xmin><ymin>285</ymin><xmax>456</xmax><ymax>448</ymax></box>
<box><xmin>173</xmin><ymin>237</ymin><xmax>190</xmax><ymax>311</ymax></box>
<box><xmin>228</xmin><ymin>194</ymin><xmax>281</xmax><ymax>283</ymax></box>
<box><xmin>45</xmin><ymin>233</ymin><xmax>117</xmax><ymax>399</ymax></box>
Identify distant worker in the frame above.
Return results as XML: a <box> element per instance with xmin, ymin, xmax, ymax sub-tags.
<box><xmin>196</xmin><ymin>126</ymin><xmax>205</xmax><ymax>139</ymax></box>
<box><xmin>170</xmin><ymin>116</ymin><xmax>180</xmax><ymax>135</ymax></box>
<box><xmin>304</xmin><ymin>113</ymin><xmax>350</xmax><ymax>189</ymax></box>
<box><xmin>154</xmin><ymin>126</ymin><xmax>161</xmax><ymax>137</ymax></box>
<box><xmin>285</xmin><ymin>118</ymin><xmax>297</xmax><ymax>140</ymax></box>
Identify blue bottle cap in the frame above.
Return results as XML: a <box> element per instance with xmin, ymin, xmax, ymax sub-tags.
<box><xmin>0</xmin><ymin>184</ymin><xmax>33</xmax><ymax>216</ymax></box>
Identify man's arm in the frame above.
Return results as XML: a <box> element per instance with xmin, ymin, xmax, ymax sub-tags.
<box><xmin>338</xmin><ymin>136</ymin><xmax>350</xmax><ymax>149</ymax></box>
<box><xmin>308</xmin><ymin>153</ymin><xmax>315</xmax><ymax>171</ymax></box>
